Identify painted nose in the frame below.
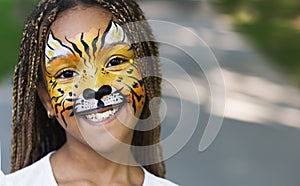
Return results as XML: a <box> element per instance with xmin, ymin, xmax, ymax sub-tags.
<box><xmin>83</xmin><ymin>85</ymin><xmax>112</xmax><ymax>100</ymax></box>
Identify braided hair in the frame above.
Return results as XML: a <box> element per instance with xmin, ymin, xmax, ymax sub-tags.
<box><xmin>11</xmin><ymin>0</ymin><xmax>165</xmax><ymax>177</ymax></box>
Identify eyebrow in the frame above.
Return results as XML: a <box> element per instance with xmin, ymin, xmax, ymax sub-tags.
<box><xmin>45</xmin><ymin>31</ymin><xmax>77</xmax><ymax>65</ymax></box>
<box><xmin>102</xmin><ymin>42</ymin><xmax>132</xmax><ymax>49</ymax></box>
<box><xmin>47</xmin><ymin>55</ymin><xmax>70</xmax><ymax>65</ymax></box>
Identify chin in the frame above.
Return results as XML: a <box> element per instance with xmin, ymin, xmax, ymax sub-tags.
<box><xmin>74</xmin><ymin>103</ymin><xmax>138</xmax><ymax>155</ymax></box>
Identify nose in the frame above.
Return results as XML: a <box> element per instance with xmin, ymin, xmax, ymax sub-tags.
<box><xmin>82</xmin><ymin>88</ymin><xmax>95</xmax><ymax>99</ymax></box>
<box><xmin>83</xmin><ymin>85</ymin><xmax>112</xmax><ymax>100</ymax></box>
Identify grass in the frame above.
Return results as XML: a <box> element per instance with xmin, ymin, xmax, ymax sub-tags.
<box><xmin>212</xmin><ymin>0</ymin><xmax>300</xmax><ymax>87</ymax></box>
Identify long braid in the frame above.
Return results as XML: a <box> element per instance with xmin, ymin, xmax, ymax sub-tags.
<box><xmin>125</xmin><ymin>0</ymin><xmax>165</xmax><ymax>175</ymax></box>
<box><xmin>11</xmin><ymin>0</ymin><xmax>165</xmax><ymax>177</ymax></box>
<box><xmin>24</xmin><ymin>7</ymin><xmax>46</xmax><ymax>164</ymax></box>
<box><xmin>11</xmin><ymin>0</ymin><xmax>63</xmax><ymax>172</ymax></box>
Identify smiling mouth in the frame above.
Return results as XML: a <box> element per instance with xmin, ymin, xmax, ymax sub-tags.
<box><xmin>84</xmin><ymin>107</ymin><xmax>119</xmax><ymax>122</ymax></box>
<box><xmin>76</xmin><ymin>103</ymin><xmax>123</xmax><ymax>123</ymax></box>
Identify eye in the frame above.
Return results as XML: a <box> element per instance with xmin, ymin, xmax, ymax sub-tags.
<box><xmin>106</xmin><ymin>57</ymin><xmax>128</xmax><ymax>68</ymax></box>
<box><xmin>56</xmin><ymin>70</ymin><xmax>79</xmax><ymax>79</ymax></box>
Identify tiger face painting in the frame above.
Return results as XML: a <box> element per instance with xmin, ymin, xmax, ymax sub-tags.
<box><xmin>42</xmin><ymin>6</ymin><xmax>146</xmax><ymax>149</ymax></box>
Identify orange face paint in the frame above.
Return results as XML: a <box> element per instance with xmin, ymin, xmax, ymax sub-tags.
<box><xmin>45</xmin><ymin>19</ymin><xmax>145</xmax><ymax>126</ymax></box>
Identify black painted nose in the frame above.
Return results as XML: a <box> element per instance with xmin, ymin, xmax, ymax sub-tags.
<box><xmin>83</xmin><ymin>88</ymin><xmax>95</xmax><ymax>99</ymax></box>
<box><xmin>83</xmin><ymin>85</ymin><xmax>112</xmax><ymax>100</ymax></box>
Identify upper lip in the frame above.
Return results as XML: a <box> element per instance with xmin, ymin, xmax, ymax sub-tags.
<box><xmin>74</xmin><ymin>103</ymin><xmax>124</xmax><ymax>116</ymax></box>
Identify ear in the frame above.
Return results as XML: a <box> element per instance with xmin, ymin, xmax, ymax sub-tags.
<box><xmin>37</xmin><ymin>84</ymin><xmax>55</xmax><ymax>118</ymax></box>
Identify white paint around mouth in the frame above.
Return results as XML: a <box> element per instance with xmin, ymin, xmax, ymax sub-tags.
<box><xmin>74</xmin><ymin>86</ymin><xmax>124</xmax><ymax>114</ymax></box>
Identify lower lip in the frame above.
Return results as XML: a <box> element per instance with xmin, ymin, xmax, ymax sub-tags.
<box><xmin>77</xmin><ymin>105</ymin><xmax>123</xmax><ymax>126</ymax></box>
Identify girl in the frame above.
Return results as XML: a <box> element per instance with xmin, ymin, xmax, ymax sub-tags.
<box><xmin>5</xmin><ymin>0</ymin><xmax>178</xmax><ymax>185</ymax></box>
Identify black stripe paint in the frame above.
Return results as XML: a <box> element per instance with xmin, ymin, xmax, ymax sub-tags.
<box><xmin>92</xmin><ymin>29</ymin><xmax>100</xmax><ymax>60</ymax></box>
<box><xmin>50</xmin><ymin>31</ymin><xmax>76</xmax><ymax>56</ymax></box>
<box><xmin>80</xmin><ymin>32</ymin><xmax>91</xmax><ymax>62</ymax></box>
<box><xmin>100</xmin><ymin>18</ymin><xmax>113</xmax><ymax>49</ymax></box>
<box><xmin>65</xmin><ymin>36</ymin><xmax>83</xmax><ymax>57</ymax></box>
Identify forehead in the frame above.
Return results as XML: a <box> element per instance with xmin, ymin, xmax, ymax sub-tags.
<box><xmin>50</xmin><ymin>5</ymin><xmax>113</xmax><ymax>41</ymax></box>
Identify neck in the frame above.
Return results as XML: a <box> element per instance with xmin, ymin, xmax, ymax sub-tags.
<box><xmin>50</xmin><ymin>133</ymin><xmax>144</xmax><ymax>185</ymax></box>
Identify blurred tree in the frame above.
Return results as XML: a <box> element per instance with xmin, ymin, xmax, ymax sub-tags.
<box><xmin>212</xmin><ymin>0</ymin><xmax>300</xmax><ymax>87</ymax></box>
<box><xmin>15</xmin><ymin>0</ymin><xmax>37</xmax><ymax>22</ymax></box>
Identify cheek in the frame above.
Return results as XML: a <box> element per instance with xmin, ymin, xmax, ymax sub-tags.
<box><xmin>117</xmin><ymin>70</ymin><xmax>145</xmax><ymax>116</ymax></box>
<box><xmin>47</xmin><ymin>81</ymin><xmax>78</xmax><ymax>126</ymax></box>
<box><xmin>128</xmin><ymin>83</ymin><xmax>145</xmax><ymax>115</ymax></box>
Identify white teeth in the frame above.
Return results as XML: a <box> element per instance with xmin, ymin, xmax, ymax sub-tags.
<box><xmin>84</xmin><ymin>108</ymin><xmax>119</xmax><ymax>122</ymax></box>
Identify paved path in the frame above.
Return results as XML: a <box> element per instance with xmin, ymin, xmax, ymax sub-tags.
<box><xmin>1</xmin><ymin>1</ymin><xmax>300</xmax><ymax>186</ymax></box>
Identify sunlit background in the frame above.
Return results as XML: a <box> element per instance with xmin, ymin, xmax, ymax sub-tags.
<box><xmin>1</xmin><ymin>0</ymin><xmax>300</xmax><ymax>185</ymax></box>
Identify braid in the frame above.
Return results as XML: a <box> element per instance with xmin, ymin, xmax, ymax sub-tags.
<box><xmin>11</xmin><ymin>0</ymin><xmax>64</xmax><ymax>172</ymax></box>
<box><xmin>11</xmin><ymin>0</ymin><xmax>165</xmax><ymax>178</ymax></box>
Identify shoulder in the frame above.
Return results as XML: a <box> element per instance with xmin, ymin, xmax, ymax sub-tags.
<box><xmin>142</xmin><ymin>168</ymin><xmax>179</xmax><ymax>186</ymax></box>
<box><xmin>0</xmin><ymin>170</ymin><xmax>5</xmax><ymax>186</ymax></box>
<box><xmin>5</xmin><ymin>152</ymin><xmax>57</xmax><ymax>186</ymax></box>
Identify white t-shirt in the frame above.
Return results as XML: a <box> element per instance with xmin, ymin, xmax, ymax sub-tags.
<box><xmin>0</xmin><ymin>170</ymin><xmax>5</xmax><ymax>186</ymax></box>
<box><xmin>4</xmin><ymin>152</ymin><xmax>178</xmax><ymax>186</ymax></box>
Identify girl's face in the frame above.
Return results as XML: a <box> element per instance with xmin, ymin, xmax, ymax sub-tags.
<box><xmin>41</xmin><ymin>6</ymin><xmax>145</xmax><ymax>153</ymax></box>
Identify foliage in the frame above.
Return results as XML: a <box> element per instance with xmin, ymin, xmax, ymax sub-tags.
<box><xmin>0</xmin><ymin>1</ymin><xmax>23</xmax><ymax>82</ymax></box>
<box><xmin>212</xmin><ymin>0</ymin><xmax>300</xmax><ymax>86</ymax></box>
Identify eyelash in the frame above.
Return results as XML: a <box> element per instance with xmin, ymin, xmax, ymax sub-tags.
<box><xmin>55</xmin><ymin>70</ymin><xmax>79</xmax><ymax>79</ymax></box>
<box><xmin>106</xmin><ymin>57</ymin><xmax>129</xmax><ymax>68</ymax></box>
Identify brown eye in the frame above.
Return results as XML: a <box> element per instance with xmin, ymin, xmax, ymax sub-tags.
<box><xmin>106</xmin><ymin>57</ymin><xmax>128</xmax><ymax>67</ymax></box>
<box><xmin>56</xmin><ymin>70</ymin><xmax>79</xmax><ymax>79</ymax></box>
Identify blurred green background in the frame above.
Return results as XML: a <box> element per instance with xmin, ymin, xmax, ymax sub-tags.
<box><xmin>0</xmin><ymin>1</ymin><xmax>21</xmax><ymax>81</ymax></box>
<box><xmin>0</xmin><ymin>0</ymin><xmax>38</xmax><ymax>81</ymax></box>
<box><xmin>213</xmin><ymin>0</ymin><xmax>300</xmax><ymax>87</ymax></box>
